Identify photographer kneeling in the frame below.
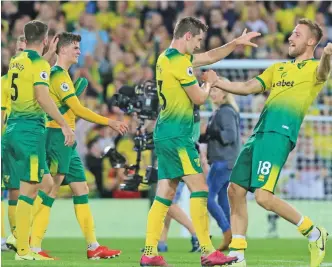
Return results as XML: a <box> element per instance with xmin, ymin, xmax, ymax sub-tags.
<box><xmin>203</xmin><ymin>87</ymin><xmax>240</xmax><ymax>251</ymax></box>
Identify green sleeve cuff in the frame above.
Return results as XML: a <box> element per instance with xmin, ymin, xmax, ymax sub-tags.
<box><xmin>1</xmin><ymin>107</ymin><xmax>6</xmax><ymax>111</ymax></box>
<box><xmin>34</xmin><ymin>82</ymin><xmax>49</xmax><ymax>87</ymax></box>
<box><xmin>181</xmin><ymin>79</ymin><xmax>198</xmax><ymax>87</ymax></box>
<box><xmin>255</xmin><ymin>76</ymin><xmax>266</xmax><ymax>91</ymax></box>
<box><xmin>62</xmin><ymin>93</ymin><xmax>75</xmax><ymax>103</ymax></box>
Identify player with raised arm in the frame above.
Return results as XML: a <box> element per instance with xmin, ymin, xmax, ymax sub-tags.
<box><xmin>140</xmin><ymin>16</ymin><xmax>260</xmax><ymax>267</ymax></box>
<box><xmin>29</xmin><ymin>32</ymin><xmax>128</xmax><ymax>260</ymax></box>
<box><xmin>2</xmin><ymin>20</ymin><xmax>75</xmax><ymax>261</ymax></box>
<box><xmin>213</xmin><ymin>19</ymin><xmax>330</xmax><ymax>267</ymax></box>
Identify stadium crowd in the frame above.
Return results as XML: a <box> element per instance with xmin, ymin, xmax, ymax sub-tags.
<box><xmin>1</xmin><ymin>1</ymin><xmax>332</xmax><ymax>199</ymax></box>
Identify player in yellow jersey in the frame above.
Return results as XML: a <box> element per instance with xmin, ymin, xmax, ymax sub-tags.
<box><xmin>213</xmin><ymin>19</ymin><xmax>331</xmax><ymax>267</ymax></box>
<box><xmin>29</xmin><ymin>32</ymin><xmax>128</xmax><ymax>259</ymax></box>
<box><xmin>2</xmin><ymin>20</ymin><xmax>75</xmax><ymax>261</ymax></box>
<box><xmin>3</xmin><ymin>34</ymin><xmax>64</xmax><ymax>259</ymax></box>
<box><xmin>140</xmin><ymin>16</ymin><xmax>261</xmax><ymax>267</ymax></box>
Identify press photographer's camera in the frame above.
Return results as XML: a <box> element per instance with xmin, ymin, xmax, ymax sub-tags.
<box><xmin>109</xmin><ymin>80</ymin><xmax>159</xmax><ymax>120</ymax></box>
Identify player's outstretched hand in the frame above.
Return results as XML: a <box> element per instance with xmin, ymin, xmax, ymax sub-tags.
<box><xmin>61</xmin><ymin>124</ymin><xmax>75</xmax><ymax>146</ymax></box>
<box><xmin>235</xmin><ymin>28</ymin><xmax>261</xmax><ymax>47</ymax></box>
<box><xmin>108</xmin><ymin>120</ymin><xmax>129</xmax><ymax>135</ymax></box>
<box><xmin>324</xmin><ymin>42</ymin><xmax>332</xmax><ymax>55</ymax></box>
<box><xmin>202</xmin><ymin>70</ymin><xmax>218</xmax><ymax>85</ymax></box>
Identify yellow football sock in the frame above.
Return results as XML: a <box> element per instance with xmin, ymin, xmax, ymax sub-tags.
<box><xmin>297</xmin><ymin>216</ymin><xmax>314</xmax><ymax>237</ymax></box>
<box><xmin>16</xmin><ymin>195</ymin><xmax>34</xmax><ymax>255</ymax></box>
<box><xmin>30</xmin><ymin>194</ymin><xmax>55</xmax><ymax>249</ymax></box>
<box><xmin>8</xmin><ymin>200</ymin><xmax>17</xmax><ymax>234</ymax></box>
<box><xmin>32</xmin><ymin>190</ymin><xmax>47</xmax><ymax>218</ymax></box>
<box><xmin>1</xmin><ymin>200</ymin><xmax>5</xmax><ymax>238</ymax></box>
<box><xmin>190</xmin><ymin>191</ymin><xmax>215</xmax><ymax>255</ymax></box>
<box><xmin>144</xmin><ymin>196</ymin><xmax>171</xmax><ymax>256</ymax></box>
<box><xmin>73</xmin><ymin>195</ymin><xmax>97</xmax><ymax>245</ymax></box>
<box><xmin>229</xmin><ymin>236</ymin><xmax>248</xmax><ymax>252</ymax></box>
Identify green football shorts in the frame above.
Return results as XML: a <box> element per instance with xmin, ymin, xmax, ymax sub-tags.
<box><xmin>2</xmin><ymin>123</ymin><xmax>46</xmax><ymax>187</ymax></box>
<box><xmin>46</xmin><ymin>128</ymin><xmax>86</xmax><ymax>185</ymax></box>
<box><xmin>155</xmin><ymin>136</ymin><xmax>202</xmax><ymax>180</ymax></box>
<box><xmin>230</xmin><ymin>132</ymin><xmax>293</xmax><ymax>193</ymax></box>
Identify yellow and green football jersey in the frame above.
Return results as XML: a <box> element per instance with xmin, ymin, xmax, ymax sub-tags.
<box><xmin>1</xmin><ymin>74</ymin><xmax>10</xmax><ymax>118</ymax></box>
<box><xmin>255</xmin><ymin>58</ymin><xmax>326</xmax><ymax>143</ymax></box>
<box><xmin>47</xmin><ymin>65</ymin><xmax>76</xmax><ymax>130</ymax></box>
<box><xmin>154</xmin><ymin>48</ymin><xmax>197</xmax><ymax>141</ymax></box>
<box><xmin>7</xmin><ymin>49</ymin><xmax>50</xmax><ymax>127</ymax></box>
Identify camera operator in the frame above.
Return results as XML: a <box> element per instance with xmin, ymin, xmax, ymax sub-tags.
<box><xmin>202</xmin><ymin>87</ymin><xmax>241</xmax><ymax>251</ymax></box>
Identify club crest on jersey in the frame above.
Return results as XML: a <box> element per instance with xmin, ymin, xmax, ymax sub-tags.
<box><xmin>40</xmin><ymin>71</ymin><xmax>48</xmax><ymax>80</ymax></box>
<box><xmin>61</xmin><ymin>82</ymin><xmax>70</xmax><ymax>92</ymax></box>
<box><xmin>187</xmin><ymin>66</ymin><xmax>193</xmax><ymax>76</ymax></box>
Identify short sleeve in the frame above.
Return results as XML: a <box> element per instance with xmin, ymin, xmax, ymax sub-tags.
<box><xmin>255</xmin><ymin>64</ymin><xmax>275</xmax><ymax>91</ymax></box>
<box><xmin>1</xmin><ymin>75</ymin><xmax>9</xmax><ymax>110</ymax></box>
<box><xmin>173</xmin><ymin>57</ymin><xmax>198</xmax><ymax>87</ymax></box>
<box><xmin>51</xmin><ymin>72</ymin><xmax>76</xmax><ymax>103</ymax></box>
<box><xmin>32</xmin><ymin>59</ymin><xmax>51</xmax><ymax>87</ymax></box>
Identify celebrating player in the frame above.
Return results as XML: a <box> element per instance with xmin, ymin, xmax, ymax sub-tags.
<box><xmin>2</xmin><ymin>20</ymin><xmax>75</xmax><ymax>261</ymax></box>
<box><xmin>213</xmin><ymin>18</ymin><xmax>330</xmax><ymax>267</ymax></box>
<box><xmin>140</xmin><ymin>16</ymin><xmax>260</xmax><ymax>267</ymax></box>
<box><xmin>29</xmin><ymin>32</ymin><xmax>128</xmax><ymax>259</ymax></box>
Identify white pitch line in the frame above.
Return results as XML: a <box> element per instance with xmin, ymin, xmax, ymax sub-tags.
<box><xmin>255</xmin><ymin>260</ymin><xmax>332</xmax><ymax>267</ymax></box>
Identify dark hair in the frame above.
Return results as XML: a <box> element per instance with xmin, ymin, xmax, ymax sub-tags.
<box><xmin>298</xmin><ymin>18</ymin><xmax>323</xmax><ymax>45</ymax></box>
<box><xmin>24</xmin><ymin>20</ymin><xmax>48</xmax><ymax>44</ymax></box>
<box><xmin>17</xmin><ymin>35</ymin><xmax>26</xmax><ymax>43</ymax></box>
<box><xmin>56</xmin><ymin>32</ymin><xmax>81</xmax><ymax>54</ymax></box>
<box><xmin>173</xmin><ymin>17</ymin><xmax>208</xmax><ymax>39</ymax></box>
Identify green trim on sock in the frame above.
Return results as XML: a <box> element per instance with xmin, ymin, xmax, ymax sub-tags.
<box><xmin>8</xmin><ymin>200</ymin><xmax>18</xmax><ymax>206</ymax></box>
<box><xmin>73</xmin><ymin>194</ymin><xmax>89</xmax><ymax>205</ymax></box>
<box><xmin>229</xmin><ymin>248</ymin><xmax>245</xmax><ymax>251</ymax></box>
<box><xmin>38</xmin><ymin>190</ymin><xmax>48</xmax><ymax>200</ymax></box>
<box><xmin>303</xmin><ymin>225</ymin><xmax>314</xmax><ymax>236</ymax></box>
<box><xmin>42</xmin><ymin>195</ymin><xmax>55</xmax><ymax>208</ymax></box>
<box><xmin>190</xmin><ymin>191</ymin><xmax>208</xmax><ymax>198</ymax></box>
<box><xmin>155</xmin><ymin>196</ymin><xmax>172</xmax><ymax>206</ymax></box>
<box><xmin>18</xmin><ymin>195</ymin><xmax>34</xmax><ymax>205</ymax></box>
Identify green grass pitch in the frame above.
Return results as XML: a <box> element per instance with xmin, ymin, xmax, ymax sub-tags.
<box><xmin>1</xmin><ymin>238</ymin><xmax>331</xmax><ymax>266</ymax></box>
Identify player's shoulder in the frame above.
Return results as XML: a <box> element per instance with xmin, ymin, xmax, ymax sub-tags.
<box><xmin>50</xmin><ymin>66</ymin><xmax>69</xmax><ymax>82</ymax></box>
<box><xmin>25</xmin><ymin>49</ymin><xmax>49</xmax><ymax>65</ymax></box>
<box><xmin>162</xmin><ymin>48</ymin><xmax>192</xmax><ymax>64</ymax></box>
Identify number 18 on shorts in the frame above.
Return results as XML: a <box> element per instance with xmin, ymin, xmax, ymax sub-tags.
<box><xmin>230</xmin><ymin>132</ymin><xmax>293</xmax><ymax>193</ymax></box>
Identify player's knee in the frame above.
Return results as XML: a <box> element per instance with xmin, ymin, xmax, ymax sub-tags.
<box><xmin>255</xmin><ymin>190</ymin><xmax>273</xmax><ymax>211</ymax></box>
<box><xmin>228</xmin><ymin>183</ymin><xmax>238</xmax><ymax>199</ymax></box>
<box><xmin>40</xmin><ymin>174</ymin><xmax>54</xmax><ymax>194</ymax></box>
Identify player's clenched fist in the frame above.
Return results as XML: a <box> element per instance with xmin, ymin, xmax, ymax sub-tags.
<box><xmin>324</xmin><ymin>42</ymin><xmax>332</xmax><ymax>55</ymax></box>
<box><xmin>108</xmin><ymin>120</ymin><xmax>129</xmax><ymax>135</ymax></box>
<box><xmin>201</xmin><ymin>70</ymin><xmax>218</xmax><ymax>85</ymax></box>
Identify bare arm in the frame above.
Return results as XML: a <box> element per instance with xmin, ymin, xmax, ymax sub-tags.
<box><xmin>316</xmin><ymin>42</ymin><xmax>332</xmax><ymax>82</ymax></box>
<box><xmin>213</xmin><ymin>78</ymin><xmax>264</xmax><ymax>96</ymax></box>
<box><xmin>192</xmin><ymin>29</ymin><xmax>261</xmax><ymax>68</ymax></box>
<box><xmin>35</xmin><ymin>85</ymin><xmax>68</xmax><ymax>127</ymax></box>
<box><xmin>183</xmin><ymin>82</ymin><xmax>212</xmax><ymax>105</ymax></box>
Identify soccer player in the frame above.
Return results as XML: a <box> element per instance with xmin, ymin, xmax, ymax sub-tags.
<box><xmin>2</xmin><ymin>20</ymin><xmax>75</xmax><ymax>260</ymax></box>
<box><xmin>30</xmin><ymin>32</ymin><xmax>128</xmax><ymax>259</ymax></box>
<box><xmin>3</xmin><ymin>35</ymin><xmax>61</xmax><ymax>259</ymax></box>
<box><xmin>213</xmin><ymin>19</ymin><xmax>330</xmax><ymax>267</ymax></box>
<box><xmin>140</xmin><ymin>16</ymin><xmax>260</xmax><ymax>267</ymax></box>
